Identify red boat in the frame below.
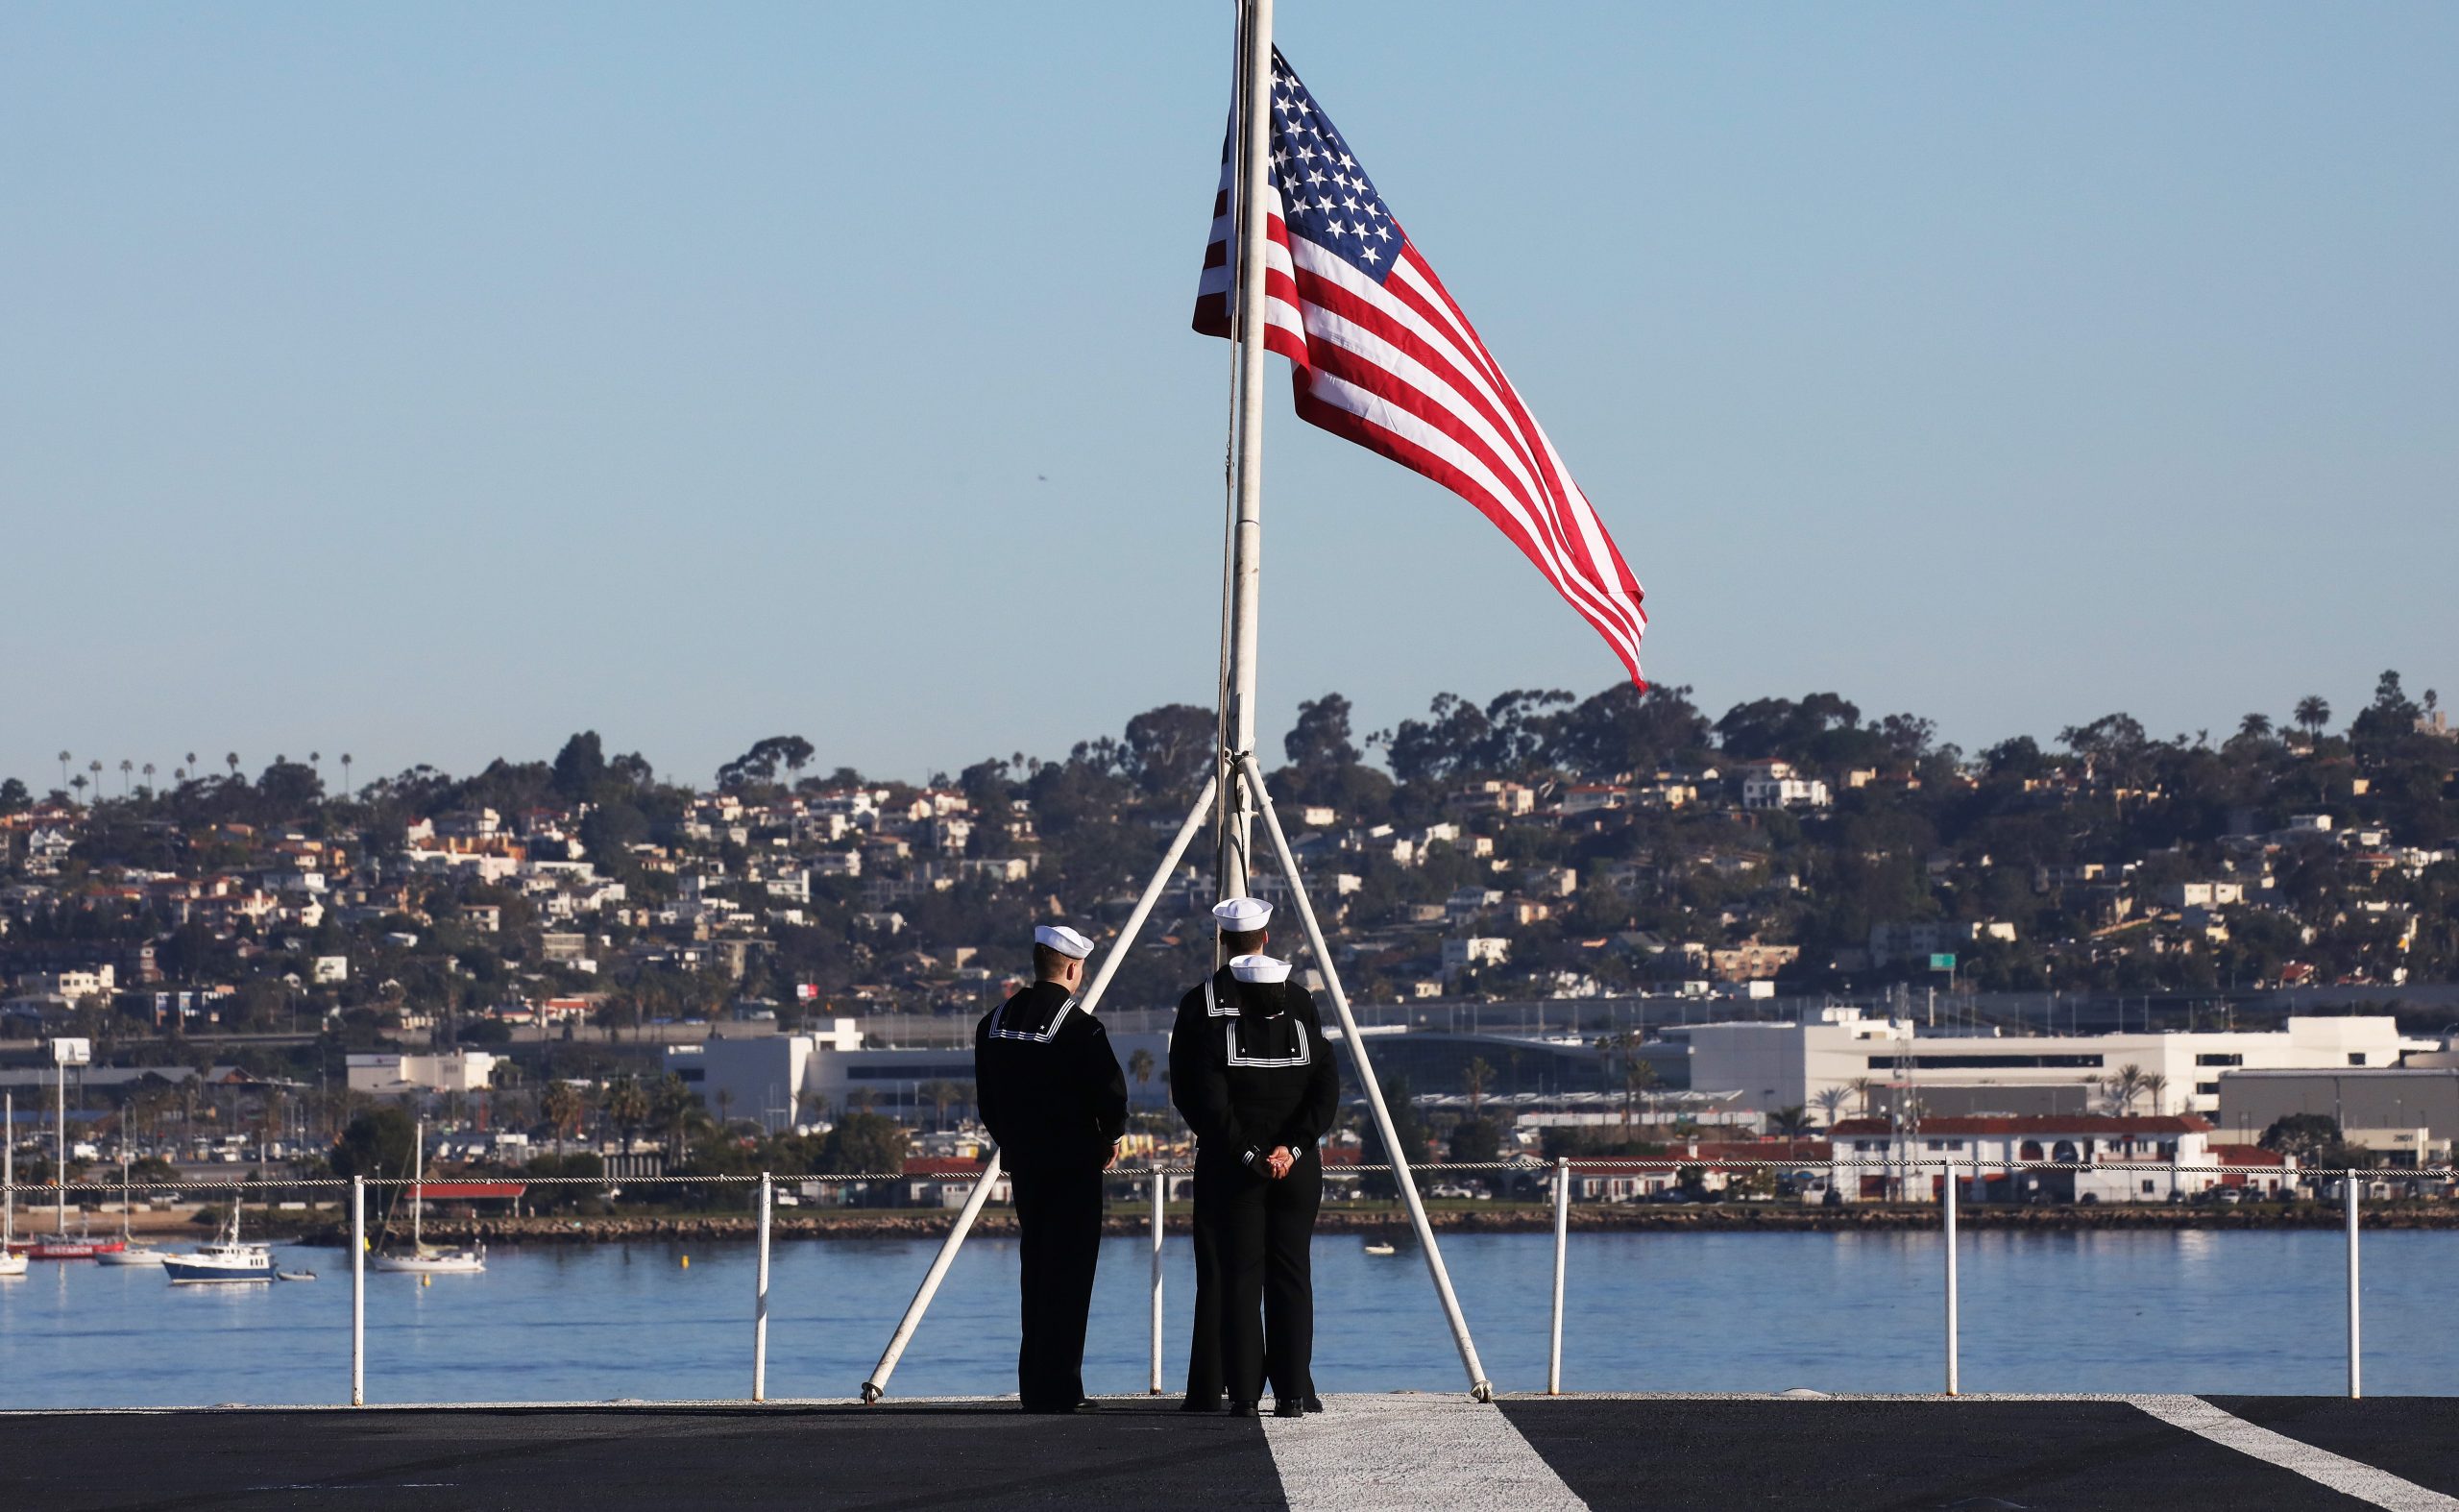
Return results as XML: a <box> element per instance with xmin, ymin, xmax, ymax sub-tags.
<box><xmin>17</xmin><ymin>1233</ymin><xmax>127</xmax><ymax>1260</ymax></box>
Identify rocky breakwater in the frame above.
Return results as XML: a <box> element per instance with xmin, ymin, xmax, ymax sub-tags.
<box><xmin>296</xmin><ymin>1200</ymin><xmax>2459</xmax><ymax>1247</ymax></box>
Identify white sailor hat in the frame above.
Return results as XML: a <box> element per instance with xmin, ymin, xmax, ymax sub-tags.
<box><xmin>1229</xmin><ymin>953</ymin><xmax>1291</xmax><ymax>984</ymax></box>
<box><xmin>1211</xmin><ymin>896</ymin><xmax>1273</xmax><ymax>932</ymax></box>
<box><xmin>1034</xmin><ymin>924</ymin><xmax>1095</xmax><ymax>959</ymax></box>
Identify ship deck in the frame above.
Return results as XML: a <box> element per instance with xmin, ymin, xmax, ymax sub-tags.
<box><xmin>4</xmin><ymin>1393</ymin><xmax>2454</xmax><ymax>1510</ymax></box>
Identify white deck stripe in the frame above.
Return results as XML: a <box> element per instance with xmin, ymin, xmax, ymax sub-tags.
<box><xmin>1262</xmin><ymin>1395</ymin><xmax>1588</xmax><ymax>1511</ymax></box>
<box><xmin>2132</xmin><ymin>1395</ymin><xmax>2459</xmax><ymax>1512</ymax></box>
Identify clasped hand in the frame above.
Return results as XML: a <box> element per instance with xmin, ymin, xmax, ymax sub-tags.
<box><xmin>1264</xmin><ymin>1145</ymin><xmax>1296</xmax><ymax>1179</ymax></box>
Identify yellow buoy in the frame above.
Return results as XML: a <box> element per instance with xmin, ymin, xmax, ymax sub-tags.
<box><xmin>680</xmin><ymin>1255</ymin><xmax>690</xmax><ymax>1269</ymax></box>
<box><xmin>421</xmin><ymin>1275</ymin><xmax>430</xmax><ymax>1287</ymax></box>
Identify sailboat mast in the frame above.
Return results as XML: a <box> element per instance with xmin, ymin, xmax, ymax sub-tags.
<box><xmin>1216</xmin><ymin>0</ymin><xmax>1276</xmax><ymax>906</ymax></box>
<box><xmin>5</xmin><ymin>1092</ymin><xmax>13</xmax><ymax>1248</ymax></box>
<box><xmin>412</xmin><ymin>1115</ymin><xmax>423</xmax><ymax>1250</ymax></box>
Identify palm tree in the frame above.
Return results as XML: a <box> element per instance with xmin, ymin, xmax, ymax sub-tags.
<box><xmin>918</xmin><ymin>1079</ymin><xmax>962</xmax><ymax>1131</ymax></box>
<box><xmin>309</xmin><ymin>751</ymin><xmax>322</xmax><ymax>786</ymax></box>
<box><xmin>141</xmin><ymin>762</ymin><xmax>156</xmax><ymax>795</ymax></box>
<box><xmin>1127</xmin><ymin>1047</ymin><xmax>1156</xmax><ymax>1096</ymax></box>
<box><xmin>87</xmin><ymin>759</ymin><xmax>103</xmax><ymax>797</ymax></box>
<box><xmin>1622</xmin><ymin>1057</ymin><xmax>1658</xmax><ymax>1129</ymax></box>
<box><xmin>1594</xmin><ymin>1030</ymin><xmax>1645</xmax><ymax>1128</ymax></box>
<box><xmin>225</xmin><ymin>752</ymin><xmax>241</xmax><ymax>778</ymax></box>
<box><xmin>2102</xmin><ymin>1063</ymin><xmax>2150</xmax><ymax>1115</ymax></box>
<box><xmin>70</xmin><ymin>774</ymin><xmax>87</xmax><ymax>804</ymax></box>
<box><xmin>57</xmin><ymin>750</ymin><xmax>70</xmax><ymax>791</ymax></box>
<box><xmin>118</xmin><ymin>759</ymin><xmax>133</xmax><ymax>795</ymax></box>
<box><xmin>184</xmin><ymin>751</ymin><xmax>198</xmax><ymax>774</ymax></box>
<box><xmin>601</xmin><ymin>1074</ymin><xmax>650</xmax><ymax>1150</ymax></box>
<box><xmin>2238</xmin><ymin>713</ymin><xmax>2272</xmax><ymax>743</ymax></box>
<box><xmin>340</xmin><ymin>753</ymin><xmax>353</xmax><ymax>796</ymax></box>
<box><xmin>2294</xmin><ymin>696</ymin><xmax>2330</xmax><ymax>743</ymax></box>
<box><xmin>2140</xmin><ymin>1072</ymin><xmax>2169</xmax><ymax>1117</ymax></box>
<box><xmin>1813</xmin><ymin>1085</ymin><xmax>1852</xmax><ymax>1128</ymax></box>
<box><xmin>1848</xmin><ymin>1077</ymin><xmax>1879</xmax><ymax>1117</ymax></box>
<box><xmin>1463</xmin><ymin>1056</ymin><xmax>1495</xmax><ymax>1120</ymax></box>
<box><xmin>1768</xmin><ymin>1106</ymin><xmax>1812</xmax><ymax>1155</ymax></box>
<box><xmin>541</xmin><ymin>1081</ymin><xmax>586</xmax><ymax>1155</ymax></box>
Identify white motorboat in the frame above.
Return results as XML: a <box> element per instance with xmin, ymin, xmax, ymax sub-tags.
<box><xmin>370</xmin><ymin>1117</ymin><xmax>485</xmax><ymax>1275</ymax></box>
<box><xmin>97</xmin><ymin>1153</ymin><xmax>169</xmax><ymax>1266</ymax></box>
<box><xmin>162</xmin><ymin>1206</ymin><xmax>277</xmax><ymax>1284</ymax></box>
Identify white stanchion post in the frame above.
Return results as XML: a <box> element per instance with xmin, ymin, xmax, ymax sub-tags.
<box><xmin>351</xmin><ymin>1175</ymin><xmax>366</xmax><ymax>1407</ymax></box>
<box><xmin>1241</xmin><ymin>754</ymin><xmax>1494</xmax><ymax>1401</ymax></box>
<box><xmin>1548</xmin><ymin>1158</ymin><xmax>1570</xmax><ymax>1395</ymax></box>
<box><xmin>2346</xmin><ymin>1173</ymin><xmax>2362</xmax><ymax>1400</ymax></box>
<box><xmin>1943</xmin><ymin>1157</ymin><xmax>1960</xmax><ymax>1398</ymax></box>
<box><xmin>1150</xmin><ymin>1167</ymin><xmax>1166</xmax><ymax>1395</ymax></box>
<box><xmin>754</xmin><ymin>1172</ymin><xmax>772</xmax><ymax>1402</ymax></box>
<box><xmin>864</xmin><ymin>1150</ymin><xmax>1003</xmax><ymax>1402</ymax></box>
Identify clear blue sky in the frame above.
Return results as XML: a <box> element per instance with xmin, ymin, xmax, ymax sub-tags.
<box><xmin>5</xmin><ymin>2</ymin><xmax>2453</xmax><ymax>793</ymax></box>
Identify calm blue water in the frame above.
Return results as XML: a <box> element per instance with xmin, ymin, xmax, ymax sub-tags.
<box><xmin>1</xmin><ymin>1230</ymin><xmax>2449</xmax><ymax>1407</ymax></box>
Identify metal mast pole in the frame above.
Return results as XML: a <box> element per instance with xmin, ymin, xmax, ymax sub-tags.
<box><xmin>1216</xmin><ymin>0</ymin><xmax>1274</xmax><ymax>906</ymax></box>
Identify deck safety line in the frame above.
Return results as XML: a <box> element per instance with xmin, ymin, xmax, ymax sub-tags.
<box><xmin>2131</xmin><ymin>1396</ymin><xmax>2459</xmax><ymax>1512</ymax></box>
<box><xmin>1261</xmin><ymin>1395</ymin><xmax>1588</xmax><ymax>1511</ymax></box>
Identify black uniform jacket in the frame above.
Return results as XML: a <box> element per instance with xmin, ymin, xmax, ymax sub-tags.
<box><xmin>1171</xmin><ymin>972</ymin><xmax>1341</xmax><ymax>1175</ymax></box>
<box><xmin>975</xmin><ymin>982</ymin><xmax>1129</xmax><ymax>1174</ymax></box>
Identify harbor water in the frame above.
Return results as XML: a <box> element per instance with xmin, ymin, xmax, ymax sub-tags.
<box><xmin>2</xmin><ymin>1229</ymin><xmax>2450</xmax><ymax>1408</ymax></box>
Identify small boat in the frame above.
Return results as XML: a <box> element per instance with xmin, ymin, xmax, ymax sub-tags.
<box><xmin>1362</xmin><ymin>1239</ymin><xmax>1398</xmax><ymax>1256</ymax></box>
<box><xmin>370</xmin><ymin>1117</ymin><xmax>485</xmax><ymax>1275</ymax></box>
<box><xmin>98</xmin><ymin>1154</ymin><xmax>170</xmax><ymax>1266</ymax></box>
<box><xmin>162</xmin><ymin>1207</ymin><xmax>277</xmax><ymax>1284</ymax></box>
<box><xmin>277</xmin><ymin>1269</ymin><xmax>318</xmax><ymax>1282</ymax></box>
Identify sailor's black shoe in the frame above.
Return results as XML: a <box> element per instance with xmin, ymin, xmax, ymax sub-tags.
<box><xmin>1273</xmin><ymin>1398</ymin><xmax>1306</xmax><ymax>1418</ymax></box>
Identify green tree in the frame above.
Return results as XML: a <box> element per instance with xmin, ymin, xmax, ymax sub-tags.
<box><xmin>821</xmin><ymin>1111</ymin><xmax>911</xmax><ymax>1199</ymax></box>
<box><xmin>329</xmin><ymin>1107</ymin><xmax>416</xmax><ymax>1182</ymax></box>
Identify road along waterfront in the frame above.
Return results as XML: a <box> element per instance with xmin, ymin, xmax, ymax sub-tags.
<box><xmin>4</xmin><ymin>1229</ymin><xmax>2455</xmax><ymax>1409</ymax></box>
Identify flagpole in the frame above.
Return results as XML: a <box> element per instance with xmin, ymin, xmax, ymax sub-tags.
<box><xmin>1217</xmin><ymin>0</ymin><xmax>1274</xmax><ymax>908</ymax></box>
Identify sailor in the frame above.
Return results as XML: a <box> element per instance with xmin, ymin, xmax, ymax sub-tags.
<box><xmin>1170</xmin><ymin>894</ymin><xmax>1271</xmax><ymax>1411</ymax></box>
<box><xmin>974</xmin><ymin>922</ymin><xmax>1129</xmax><ymax>1413</ymax></box>
<box><xmin>1172</xmin><ymin>932</ymin><xmax>1339</xmax><ymax>1418</ymax></box>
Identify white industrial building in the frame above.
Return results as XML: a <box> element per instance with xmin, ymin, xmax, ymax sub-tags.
<box><xmin>345</xmin><ymin>1051</ymin><xmax>499</xmax><ymax>1096</ymax></box>
<box><xmin>663</xmin><ymin>1016</ymin><xmax>1172</xmax><ymax>1131</ymax></box>
<box><xmin>1672</xmin><ymin>1008</ymin><xmax>2428</xmax><ymax>1118</ymax></box>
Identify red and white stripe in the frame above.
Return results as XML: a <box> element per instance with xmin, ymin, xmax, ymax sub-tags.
<box><xmin>1195</xmin><ymin>157</ymin><xmax>1648</xmax><ymax>686</ymax></box>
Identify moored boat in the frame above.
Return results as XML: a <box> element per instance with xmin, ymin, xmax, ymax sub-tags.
<box><xmin>96</xmin><ymin>1154</ymin><xmax>168</xmax><ymax>1265</ymax></box>
<box><xmin>370</xmin><ymin>1117</ymin><xmax>485</xmax><ymax>1275</ymax></box>
<box><xmin>162</xmin><ymin>1207</ymin><xmax>277</xmax><ymax>1284</ymax></box>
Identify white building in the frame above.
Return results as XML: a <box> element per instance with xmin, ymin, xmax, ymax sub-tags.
<box><xmin>346</xmin><ymin>1051</ymin><xmax>499</xmax><ymax>1096</ymax></box>
<box><xmin>1827</xmin><ymin>1113</ymin><xmax>2224</xmax><ymax>1204</ymax></box>
<box><xmin>1739</xmin><ymin>762</ymin><xmax>1833</xmax><ymax>811</ymax></box>
<box><xmin>1443</xmin><ymin>938</ymin><xmax>1511</xmax><ymax>973</ymax></box>
<box><xmin>1674</xmin><ymin>1008</ymin><xmax>2428</xmax><ymax>1118</ymax></box>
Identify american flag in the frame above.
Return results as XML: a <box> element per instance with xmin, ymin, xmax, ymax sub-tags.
<box><xmin>1195</xmin><ymin>49</ymin><xmax>1647</xmax><ymax>686</ymax></box>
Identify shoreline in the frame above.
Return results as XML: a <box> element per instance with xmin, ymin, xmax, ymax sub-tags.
<box><xmin>275</xmin><ymin>1202</ymin><xmax>2459</xmax><ymax>1246</ymax></box>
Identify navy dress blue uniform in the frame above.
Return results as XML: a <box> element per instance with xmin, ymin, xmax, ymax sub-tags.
<box><xmin>1171</xmin><ymin>956</ymin><xmax>1340</xmax><ymax>1411</ymax></box>
<box><xmin>1169</xmin><ymin>963</ymin><xmax>1240</xmax><ymax>1405</ymax></box>
<box><xmin>975</xmin><ymin>978</ymin><xmax>1129</xmax><ymax>1411</ymax></box>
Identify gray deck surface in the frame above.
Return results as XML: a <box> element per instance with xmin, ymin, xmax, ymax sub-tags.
<box><xmin>1</xmin><ymin>1395</ymin><xmax>2450</xmax><ymax>1511</ymax></box>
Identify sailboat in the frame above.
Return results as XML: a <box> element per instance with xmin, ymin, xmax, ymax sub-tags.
<box><xmin>370</xmin><ymin>1117</ymin><xmax>485</xmax><ymax>1274</ymax></box>
<box><xmin>162</xmin><ymin>1203</ymin><xmax>277</xmax><ymax>1284</ymax></box>
<box><xmin>97</xmin><ymin>1153</ymin><xmax>167</xmax><ymax>1266</ymax></box>
<box><xmin>1</xmin><ymin>1095</ymin><xmax>27</xmax><ymax>1278</ymax></box>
